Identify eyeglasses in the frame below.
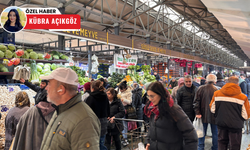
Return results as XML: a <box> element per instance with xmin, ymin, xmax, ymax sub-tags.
<box><xmin>147</xmin><ymin>95</ymin><xmax>155</xmax><ymax>99</ymax></box>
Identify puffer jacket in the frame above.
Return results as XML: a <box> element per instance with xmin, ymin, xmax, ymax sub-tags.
<box><xmin>210</xmin><ymin>83</ymin><xmax>250</xmax><ymax>131</ymax></box>
<box><xmin>215</xmin><ymin>80</ymin><xmax>225</xmax><ymax>88</ymax></box>
<box><xmin>132</xmin><ymin>86</ymin><xmax>143</xmax><ymax>121</ymax></box>
<box><xmin>40</xmin><ymin>94</ymin><xmax>101</xmax><ymax>150</ymax></box>
<box><xmin>147</xmin><ymin>104</ymin><xmax>198</xmax><ymax>150</ymax></box>
<box><xmin>193</xmin><ymin>83</ymin><xmax>218</xmax><ymax>124</ymax></box>
<box><xmin>107</xmin><ymin>98</ymin><xmax>125</xmax><ymax>135</ymax></box>
<box><xmin>24</xmin><ymin>81</ymin><xmax>47</xmax><ymax>105</ymax></box>
<box><xmin>118</xmin><ymin>87</ymin><xmax>132</xmax><ymax>106</ymax></box>
<box><xmin>176</xmin><ymin>84</ymin><xmax>197</xmax><ymax>122</ymax></box>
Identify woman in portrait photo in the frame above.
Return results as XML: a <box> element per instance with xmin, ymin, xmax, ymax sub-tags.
<box><xmin>4</xmin><ymin>9</ymin><xmax>23</xmax><ymax>32</ymax></box>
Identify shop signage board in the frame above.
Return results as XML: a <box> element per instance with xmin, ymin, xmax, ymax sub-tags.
<box><xmin>114</xmin><ymin>54</ymin><xmax>138</xmax><ymax>69</ymax></box>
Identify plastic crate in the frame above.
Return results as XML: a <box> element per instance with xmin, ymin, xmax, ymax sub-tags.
<box><xmin>20</xmin><ymin>84</ymin><xmax>30</xmax><ymax>90</ymax></box>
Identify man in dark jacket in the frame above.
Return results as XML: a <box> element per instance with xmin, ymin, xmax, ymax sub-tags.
<box><xmin>154</xmin><ymin>72</ymin><xmax>160</xmax><ymax>81</ymax></box>
<box><xmin>20</xmin><ymin>78</ymin><xmax>48</xmax><ymax>105</ymax></box>
<box><xmin>210</xmin><ymin>76</ymin><xmax>250</xmax><ymax>150</ymax></box>
<box><xmin>234</xmin><ymin>72</ymin><xmax>247</xmax><ymax>95</ymax></box>
<box><xmin>176</xmin><ymin>75</ymin><xmax>197</xmax><ymax>122</ymax></box>
<box><xmin>194</xmin><ymin>74</ymin><xmax>219</xmax><ymax>150</ymax></box>
<box><xmin>241</xmin><ymin>74</ymin><xmax>250</xmax><ymax>99</ymax></box>
<box><xmin>168</xmin><ymin>77</ymin><xmax>178</xmax><ymax>89</ymax></box>
<box><xmin>215</xmin><ymin>72</ymin><xmax>225</xmax><ymax>88</ymax></box>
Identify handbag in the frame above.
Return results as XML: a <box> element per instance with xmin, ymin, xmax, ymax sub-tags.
<box><xmin>125</xmin><ymin>105</ymin><xmax>137</xmax><ymax>119</ymax></box>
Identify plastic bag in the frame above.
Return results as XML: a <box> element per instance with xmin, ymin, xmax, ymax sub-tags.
<box><xmin>193</xmin><ymin>117</ymin><xmax>204</xmax><ymax>138</ymax></box>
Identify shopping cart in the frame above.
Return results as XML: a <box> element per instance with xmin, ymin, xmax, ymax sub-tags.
<box><xmin>113</xmin><ymin>118</ymin><xmax>149</xmax><ymax>150</ymax></box>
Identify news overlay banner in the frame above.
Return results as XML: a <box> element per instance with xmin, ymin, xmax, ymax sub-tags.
<box><xmin>22</xmin><ymin>8</ymin><xmax>80</xmax><ymax>30</ymax></box>
<box><xmin>114</xmin><ymin>54</ymin><xmax>138</xmax><ymax>69</ymax></box>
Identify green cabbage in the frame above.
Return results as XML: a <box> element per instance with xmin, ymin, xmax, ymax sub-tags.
<box><xmin>30</xmin><ymin>52</ymin><xmax>38</xmax><ymax>59</ymax></box>
<box><xmin>8</xmin><ymin>44</ymin><xmax>15</xmax><ymax>51</ymax></box>
<box><xmin>5</xmin><ymin>50</ymin><xmax>13</xmax><ymax>58</ymax></box>
<box><xmin>26</xmin><ymin>49</ymin><xmax>33</xmax><ymax>53</ymax></box>
<box><xmin>38</xmin><ymin>53</ymin><xmax>44</xmax><ymax>60</ymax></box>
<box><xmin>51</xmin><ymin>63</ymin><xmax>57</xmax><ymax>70</ymax></box>
<box><xmin>0</xmin><ymin>66</ymin><xmax>9</xmax><ymax>72</ymax></box>
<box><xmin>22</xmin><ymin>51</ymin><xmax>29</xmax><ymax>59</ymax></box>
<box><xmin>13</xmin><ymin>53</ymin><xmax>21</xmax><ymax>58</ymax></box>
<box><xmin>61</xmin><ymin>54</ymin><xmax>68</xmax><ymax>60</ymax></box>
<box><xmin>45</xmin><ymin>63</ymin><xmax>51</xmax><ymax>67</ymax></box>
<box><xmin>0</xmin><ymin>51</ymin><xmax>4</xmax><ymax>58</ymax></box>
<box><xmin>53</xmin><ymin>55</ymin><xmax>59</xmax><ymax>59</ymax></box>
<box><xmin>0</xmin><ymin>45</ymin><xmax>7</xmax><ymax>52</ymax></box>
<box><xmin>37</xmin><ymin>65</ymin><xmax>42</xmax><ymax>72</ymax></box>
<box><xmin>37</xmin><ymin>63</ymin><xmax>44</xmax><ymax>68</ymax></box>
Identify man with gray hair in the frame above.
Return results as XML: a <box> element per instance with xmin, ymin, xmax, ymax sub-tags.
<box><xmin>234</xmin><ymin>72</ymin><xmax>247</xmax><ymax>95</ymax></box>
<box><xmin>176</xmin><ymin>75</ymin><xmax>197</xmax><ymax>122</ymax></box>
<box><xmin>193</xmin><ymin>74</ymin><xmax>219</xmax><ymax>150</ymax></box>
<box><xmin>39</xmin><ymin>68</ymin><xmax>101</xmax><ymax>150</ymax></box>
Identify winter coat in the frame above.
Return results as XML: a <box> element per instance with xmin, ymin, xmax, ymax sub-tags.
<box><xmin>193</xmin><ymin>83</ymin><xmax>218</xmax><ymax>124</ymax></box>
<box><xmin>210</xmin><ymin>83</ymin><xmax>250</xmax><ymax>131</ymax></box>
<box><xmin>12</xmin><ymin>102</ymin><xmax>55</xmax><ymax>150</ymax></box>
<box><xmin>215</xmin><ymin>80</ymin><xmax>225</xmax><ymax>88</ymax></box>
<box><xmin>24</xmin><ymin>81</ymin><xmax>47</xmax><ymax>105</ymax></box>
<box><xmin>118</xmin><ymin>87</ymin><xmax>132</xmax><ymax>106</ymax></box>
<box><xmin>132</xmin><ymin>86</ymin><xmax>143</xmax><ymax>120</ymax></box>
<box><xmin>245</xmin><ymin>79</ymin><xmax>250</xmax><ymax>100</ymax></box>
<box><xmin>4</xmin><ymin>106</ymin><xmax>29</xmax><ymax>150</ymax></box>
<box><xmin>82</xmin><ymin>90</ymin><xmax>90</xmax><ymax>101</ymax></box>
<box><xmin>192</xmin><ymin>81</ymin><xmax>200</xmax><ymax>88</ymax></box>
<box><xmin>168</xmin><ymin>80</ymin><xmax>178</xmax><ymax>89</ymax></box>
<box><xmin>154</xmin><ymin>74</ymin><xmax>160</xmax><ymax>81</ymax></box>
<box><xmin>176</xmin><ymin>85</ymin><xmax>197</xmax><ymax>122</ymax></box>
<box><xmin>239</xmin><ymin>77</ymin><xmax>248</xmax><ymax>95</ymax></box>
<box><xmin>40</xmin><ymin>94</ymin><xmax>101</xmax><ymax>150</ymax></box>
<box><xmin>171</xmin><ymin>86</ymin><xmax>180</xmax><ymax>104</ymax></box>
<box><xmin>86</xmin><ymin>91</ymin><xmax>110</xmax><ymax>136</ymax></box>
<box><xmin>107</xmin><ymin>98</ymin><xmax>125</xmax><ymax>135</ymax></box>
<box><xmin>147</xmin><ymin>104</ymin><xmax>198</xmax><ymax>150</ymax></box>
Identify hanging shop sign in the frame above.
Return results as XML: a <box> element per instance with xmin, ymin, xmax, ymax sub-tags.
<box><xmin>114</xmin><ymin>54</ymin><xmax>138</xmax><ymax>69</ymax></box>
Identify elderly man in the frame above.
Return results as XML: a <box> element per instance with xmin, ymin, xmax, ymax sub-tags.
<box><xmin>210</xmin><ymin>76</ymin><xmax>250</xmax><ymax>150</ymax></box>
<box><xmin>168</xmin><ymin>77</ymin><xmax>178</xmax><ymax>89</ymax></box>
<box><xmin>176</xmin><ymin>75</ymin><xmax>197</xmax><ymax>122</ymax></box>
<box><xmin>194</xmin><ymin>74</ymin><xmax>219</xmax><ymax>150</ymax></box>
<box><xmin>40</xmin><ymin>68</ymin><xmax>100</xmax><ymax>150</ymax></box>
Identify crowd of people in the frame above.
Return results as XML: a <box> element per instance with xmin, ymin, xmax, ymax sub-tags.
<box><xmin>3</xmin><ymin>68</ymin><xmax>250</xmax><ymax>150</ymax></box>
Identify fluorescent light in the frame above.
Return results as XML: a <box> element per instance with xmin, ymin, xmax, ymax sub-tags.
<box><xmin>80</xmin><ymin>39</ymin><xmax>86</xmax><ymax>42</ymax></box>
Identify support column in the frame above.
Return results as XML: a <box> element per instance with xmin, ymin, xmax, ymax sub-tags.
<box><xmin>146</xmin><ymin>35</ymin><xmax>151</xmax><ymax>65</ymax></box>
<box><xmin>167</xmin><ymin>58</ymin><xmax>170</xmax><ymax>82</ymax></box>
<box><xmin>166</xmin><ymin>41</ymin><xmax>171</xmax><ymax>50</ymax></box>
<box><xmin>58</xmin><ymin>7</ymin><xmax>65</xmax><ymax>50</ymax></box>
<box><xmin>181</xmin><ymin>46</ymin><xmax>185</xmax><ymax>53</ymax></box>
<box><xmin>191</xmin><ymin>61</ymin><xmax>195</xmax><ymax>78</ymax></box>
<box><xmin>88</xmin><ymin>46</ymin><xmax>92</xmax><ymax>78</ymax></box>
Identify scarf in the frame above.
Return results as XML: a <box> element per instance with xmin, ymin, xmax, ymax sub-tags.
<box><xmin>144</xmin><ymin>102</ymin><xmax>160</xmax><ymax>121</ymax></box>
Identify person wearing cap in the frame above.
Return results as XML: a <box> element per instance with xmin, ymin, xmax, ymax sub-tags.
<box><xmin>193</xmin><ymin>74</ymin><xmax>219</xmax><ymax>150</ymax></box>
<box><xmin>39</xmin><ymin>68</ymin><xmax>100</xmax><ymax>150</ymax></box>
<box><xmin>215</xmin><ymin>72</ymin><xmax>225</xmax><ymax>88</ymax></box>
<box><xmin>82</xmin><ymin>82</ymin><xmax>91</xmax><ymax>101</ymax></box>
<box><xmin>234</xmin><ymin>72</ymin><xmax>247</xmax><ymax>95</ymax></box>
<box><xmin>20</xmin><ymin>78</ymin><xmax>48</xmax><ymax>105</ymax></box>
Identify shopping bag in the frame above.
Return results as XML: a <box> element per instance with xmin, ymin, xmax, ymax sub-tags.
<box><xmin>193</xmin><ymin>117</ymin><xmax>204</xmax><ymax>138</ymax></box>
<box><xmin>128</xmin><ymin>121</ymin><xmax>137</xmax><ymax>131</ymax></box>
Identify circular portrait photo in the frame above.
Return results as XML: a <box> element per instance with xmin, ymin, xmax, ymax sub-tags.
<box><xmin>1</xmin><ymin>6</ymin><xmax>26</xmax><ymax>33</ymax></box>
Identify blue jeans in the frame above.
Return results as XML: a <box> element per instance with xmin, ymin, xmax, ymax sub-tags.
<box><xmin>122</xmin><ymin>117</ymin><xmax>128</xmax><ymax>139</ymax></box>
<box><xmin>100</xmin><ymin>135</ymin><xmax>107</xmax><ymax>150</ymax></box>
<box><xmin>198</xmin><ymin>123</ymin><xmax>218</xmax><ymax>150</ymax></box>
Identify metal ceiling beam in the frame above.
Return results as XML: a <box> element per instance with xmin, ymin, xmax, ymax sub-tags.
<box><xmin>64</xmin><ymin>0</ymin><xmax>76</xmax><ymax>7</ymax></box>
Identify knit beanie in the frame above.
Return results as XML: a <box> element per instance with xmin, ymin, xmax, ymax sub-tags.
<box><xmin>216</xmin><ymin>72</ymin><xmax>223</xmax><ymax>79</ymax></box>
<box><xmin>83</xmin><ymin>82</ymin><xmax>91</xmax><ymax>91</ymax></box>
<box><xmin>178</xmin><ymin>78</ymin><xmax>184</xmax><ymax>86</ymax></box>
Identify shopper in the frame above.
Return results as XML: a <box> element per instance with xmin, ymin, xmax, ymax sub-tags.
<box><xmin>200</xmin><ymin>77</ymin><xmax>206</xmax><ymax>85</ymax></box>
<box><xmin>99</xmin><ymin>78</ymin><xmax>111</xmax><ymax>89</ymax></box>
<box><xmin>82</xmin><ymin>82</ymin><xmax>91</xmax><ymax>101</ymax></box>
<box><xmin>85</xmin><ymin>80</ymin><xmax>110</xmax><ymax>150</ymax></box>
<box><xmin>241</xmin><ymin>74</ymin><xmax>250</xmax><ymax>99</ymax></box>
<box><xmin>171</xmin><ymin>77</ymin><xmax>184</xmax><ymax>102</ymax></box>
<box><xmin>118</xmin><ymin>81</ymin><xmax>132</xmax><ymax>146</ymax></box>
<box><xmin>131</xmin><ymin>82</ymin><xmax>143</xmax><ymax>132</ymax></box>
<box><xmin>5</xmin><ymin>91</ymin><xmax>30</xmax><ymax>150</ymax></box>
<box><xmin>154</xmin><ymin>71</ymin><xmax>160</xmax><ymax>81</ymax></box>
<box><xmin>234</xmin><ymin>72</ymin><xmax>247</xmax><ymax>95</ymax></box>
<box><xmin>192</xmin><ymin>76</ymin><xmax>201</xmax><ymax>88</ymax></box>
<box><xmin>210</xmin><ymin>76</ymin><xmax>250</xmax><ymax>150</ymax></box>
<box><xmin>215</xmin><ymin>72</ymin><xmax>225</xmax><ymax>88</ymax></box>
<box><xmin>20</xmin><ymin>78</ymin><xmax>48</xmax><ymax>105</ymax></box>
<box><xmin>161</xmin><ymin>76</ymin><xmax>168</xmax><ymax>88</ymax></box>
<box><xmin>142</xmin><ymin>82</ymin><xmax>151</xmax><ymax>132</ymax></box>
<box><xmin>12</xmin><ymin>100</ymin><xmax>55</xmax><ymax>150</ymax></box>
<box><xmin>4</xmin><ymin>9</ymin><xmax>23</xmax><ymax>32</ymax></box>
<box><xmin>176</xmin><ymin>75</ymin><xmax>197</xmax><ymax>122</ymax></box>
<box><xmin>168</xmin><ymin>77</ymin><xmax>178</xmax><ymax>89</ymax></box>
<box><xmin>193</xmin><ymin>74</ymin><xmax>219</xmax><ymax>150</ymax></box>
<box><xmin>105</xmin><ymin>88</ymin><xmax>125</xmax><ymax>150</ymax></box>
<box><xmin>40</xmin><ymin>68</ymin><xmax>101</xmax><ymax>150</ymax></box>
<box><xmin>144</xmin><ymin>82</ymin><xmax>198</xmax><ymax>150</ymax></box>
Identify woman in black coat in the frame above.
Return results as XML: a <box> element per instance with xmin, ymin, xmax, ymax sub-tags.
<box><xmin>105</xmin><ymin>88</ymin><xmax>125</xmax><ymax>150</ymax></box>
<box><xmin>144</xmin><ymin>82</ymin><xmax>198</xmax><ymax>150</ymax></box>
<box><xmin>85</xmin><ymin>80</ymin><xmax>110</xmax><ymax>150</ymax></box>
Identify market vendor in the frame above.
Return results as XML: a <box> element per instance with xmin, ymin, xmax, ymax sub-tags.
<box><xmin>19</xmin><ymin>78</ymin><xmax>48</xmax><ymax>105</ymax></box>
